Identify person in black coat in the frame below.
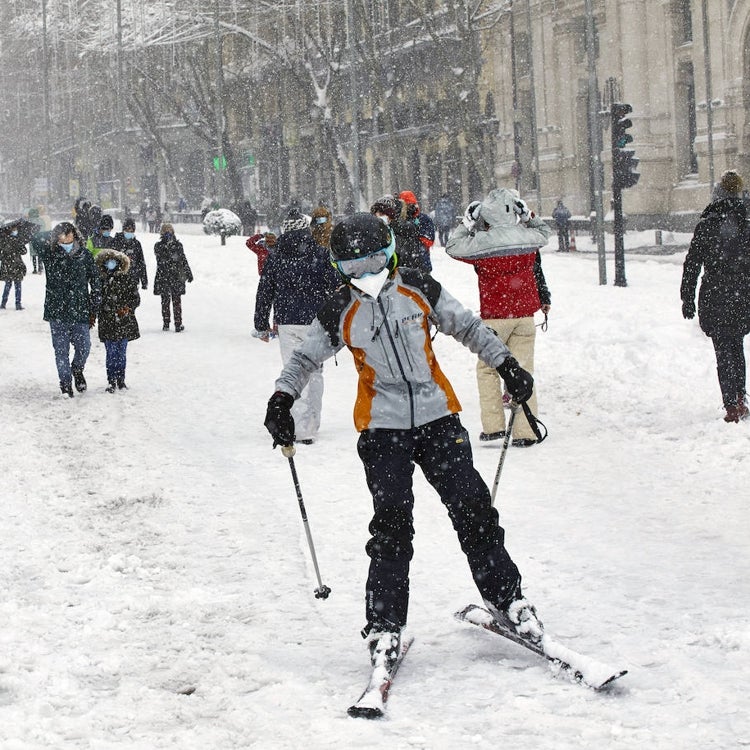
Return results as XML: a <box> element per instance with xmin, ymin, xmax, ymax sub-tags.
<box><xmin>153</xmin><ymin>223</ymin><xmax>193</xmax><ymax>332</ymax></box>
<box><xmin>681</xmin><ymin>169</ymin><xmax>750</xmax><ymax>422</ymax></box>
<box><xmin>113</xmin><ymin>217</ymin><xmax>148</xmax><ymax>290</ymax></box>
<box><xmin>370</xmin><ymin>195</ymin><xmax>431</xmax><ymax>272</ymax></box>
<box><xmin>95</xmin><ymin>249</ymin><xmax>141</xmax><ymax>392</ymax></box>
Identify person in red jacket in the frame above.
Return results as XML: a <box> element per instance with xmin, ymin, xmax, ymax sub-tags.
<box><xmin>246</xmin><ymin>231</ymin><xmax>277</xmax><ymax>275</ymax></box>
<box><xmin>446</xmin><ymin>188</ymin><xmax>552</xmax><ymax>446</ymax></box>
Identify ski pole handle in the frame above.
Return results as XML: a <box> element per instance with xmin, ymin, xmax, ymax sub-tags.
<box><xmin>281</xmin><ymin>444</ymin><xmax>296</xmax><ymax>458</ymax></box>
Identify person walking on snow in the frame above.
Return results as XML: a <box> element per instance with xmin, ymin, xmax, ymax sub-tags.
<box><xmin>552</xmin><ymin>199</ymin><xmax>572</xmax><ymax>253</ymax></box>
<box><xmin>154</xmin><ymin>223</ymin><xmax>193</xmax><ymax>332</ymax></box>
<box><xmin>0</xmin><ymin>222</ymin><xmax>29</xmax><ymax>310</ymax></box>
<box><xmin>681</xmin><ymin>169</ymin><xmax>750</xmax><ymax>423</ymax></box>
<box><xmin>263</xmin><ymin>212</ymin><xmax>543</xmax><ymax>671</ymax></box>
<box><xmin>446</xmin><ymin>188</ymin><xmax>553</xmax><ymax>446</ymax></box>
<box><xmin>254</xmin><ymin>208</ymin><xmax>340</xmax><ymax>444</ymax></box>
<box><xmin>95</xmin><ymin>249</ymin><xmax>141</xmax><ymax>392</ymax></box>
<box><xmin>113</xmin><ymin>217</ymin><xmax>148</xmax><ymax>290</ymax></box>
<box><xmin>40</xmin><ymin>222</ymin><xmax>101</xmax><ymax>397</ymax></box>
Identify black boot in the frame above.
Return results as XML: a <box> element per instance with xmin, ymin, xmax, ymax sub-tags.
<box><xmin>116</xmin><ymin>377</ymin><xmax>127</xmax><ymax>390</ymax></box>
<box><xmin>60</xmin><ymin>381</ymin><xmax>74</xmax><ymax>398</ymax></box>
<box><xmin>106</xmin><ymin>381</ymin><xmax>116</xmax><ymax>393</ymax></box>
<box><xmin>72</xmin><ymin>368</ymin><xmax>87</xmax><ymax>392</ymax></box>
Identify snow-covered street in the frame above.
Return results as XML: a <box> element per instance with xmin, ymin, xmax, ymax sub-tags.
<box><xmin>1</xmin><ymin>225</ymin><xmax>748</xmax><ymax>749</ymax></box>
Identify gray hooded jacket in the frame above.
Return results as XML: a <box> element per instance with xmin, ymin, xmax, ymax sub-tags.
<box><xmin>446</xmin><ymin>188</ymin><xmax>552</xmax><ymax>260</ymax></box>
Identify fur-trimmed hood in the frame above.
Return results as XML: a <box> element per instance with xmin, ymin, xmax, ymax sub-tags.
<box><xmin>95</xmin><ymin>248</ymin><xmax>131</xmax><ymax>275</ymax></box>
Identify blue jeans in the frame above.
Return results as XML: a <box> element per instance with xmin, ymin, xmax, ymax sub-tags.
<box><xmin>104</xmin><ymin>339</ymin><xmax>128</xmax><ymax>383</ymax></box>
<box><xmin>1</xmin><ymin>280</ymin><xmax>21</xmax><ymax>307</ymax></box>
<box><xmin>49</xmin><ymin>321</ymin><xmax>91</xmax><ymax>386</ymax></box>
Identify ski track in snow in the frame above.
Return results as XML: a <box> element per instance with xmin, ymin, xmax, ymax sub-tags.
<box><xmin>1</xmin><ymin>227</ymin><xmax>748</xmax><ymax>749</ymax></box>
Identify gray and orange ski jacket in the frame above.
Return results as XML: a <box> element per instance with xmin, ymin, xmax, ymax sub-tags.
<box><xmin>274</xmin><ymin>268</ymin><xmax>513</xmax><ymax>432</ymax></box>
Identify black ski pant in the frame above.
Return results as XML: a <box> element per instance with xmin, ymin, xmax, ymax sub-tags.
<box><xmin>357</xmin><ymin>414</ymin><xmax>521</xmax><ymax>632</ymax></box>
<box><xmin>711</xmin><ymin>329</ymin><xmax>747</xmax><ymax>406</ymax></box>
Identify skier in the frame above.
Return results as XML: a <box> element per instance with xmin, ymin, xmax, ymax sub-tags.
<box><xmin>263</xmin><ymin>212</ymin><xmax>543</xmax><ymax>672</ymax></box>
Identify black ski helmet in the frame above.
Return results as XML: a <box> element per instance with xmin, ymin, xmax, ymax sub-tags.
<box><xmin>330</xmin><ymin>212</ymin><xmax>395</xmax><ymax>261</ymax></box>
<box><xmin>330</xmin><ymin>212</ymin><xmax>397</xmax><ymax>280</ymax></box>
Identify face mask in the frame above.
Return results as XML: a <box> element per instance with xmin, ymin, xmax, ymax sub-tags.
<box><xmin>60</xmin><ymin>242</ymin><xmax>74</xmax><ymax>253</ymax></box>
<box><xmin>163</xmin><ymin>233</ymin><xmax>173</xmax><ymax>240</ymax></box>
<box><xmin>123</xmin><ymin>232</ymin><xmax>135</xmax><ymax>240</ymax></box>
<box><xmin>11</xmin><ymin>230</ymin><xmax>18</xmax><ymax>237</ymax></box>
<box><xmin>105</xmin><ymin>259</ymin><xmax>117</xmax><ymax>271</ymax></box>
<box><xmin>102</xmin><ymin>231</ymin><xmax>112</xmax><ymax>237</ymax></box>
<box><xmin>351</xmin><ymin>267</ymin><xmax>390</xmax><ymax>299</ymax></box>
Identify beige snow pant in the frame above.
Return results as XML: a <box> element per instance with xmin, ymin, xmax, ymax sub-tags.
<box><xmin>477</xmin><ymin>317</ymin><xmax>538</xmax><ymax>441</ymax></box>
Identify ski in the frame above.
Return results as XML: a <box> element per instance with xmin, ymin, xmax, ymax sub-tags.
<box><xmin>455</xmin><ymin>604</ymin><xmax>627</xmax><ymax>691</ymax></box>
<box><xmin>347</xmin><ymin>636</ymin><xmax>414</xmax><ymax>719</ymax></box>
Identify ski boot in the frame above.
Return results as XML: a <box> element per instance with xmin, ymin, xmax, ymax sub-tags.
<box><xmin>486</xmin><ymin>596</ymin><xmax>545</xmax><ymax>646</ymax></box>
<box><xmin>367</xmin><ymin>630</ymin><xmax>401</xmax><ymax>672</ymax></box>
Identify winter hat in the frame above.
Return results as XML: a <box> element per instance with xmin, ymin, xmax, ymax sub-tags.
<box><xmin>369</xmin><ymin>195</ymin><xmax>400</xmax><ymax>222</ymax></box>
<box><xmin>398</xmin><ymin>191</ymin><xmax>420</xmax><ymax>210</ymax></box>
<box><xmin>160</xmin><ymin>223</ymin><xmax>174</xmax><ymax>235</ymax></box>
<box><xmin>122</xmin><ymin>217</ymin><xmax>136</xmax><ymax>231</ymax></box>
<box><xmin>281</xmin><ymin>208</ymin><xmax>309</xmax><ymax>234</ymax></box>
<box><xmin>99</xmin><ymin>214</ymin><xmax>114</xmax><ymax>231</ymax></box>
<box><xmin>720</xmin><ymin>170</ymin><xmax>743</xmax><ymax>195</ymax></box>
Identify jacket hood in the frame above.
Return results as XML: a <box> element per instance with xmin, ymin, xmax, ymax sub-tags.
<box><xmin>96</xmin><ymin>248</ymin><xmax>131</xmax><ymax>275</ymax></box>
<box><xmin>445</xmin><ymin>188</ymin><xmax>553</xmax><ymax>260</ymax></box>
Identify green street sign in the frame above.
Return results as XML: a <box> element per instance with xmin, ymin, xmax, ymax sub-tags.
<box><xmin>212</xmin><ymin>155</ymin><xmax>227</xmax><ymax>171</ymax></box>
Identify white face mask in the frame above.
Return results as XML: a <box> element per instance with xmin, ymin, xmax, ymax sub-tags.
<box><xmin>351</xmin><ymin>267</ymin><xmax>390</xmax><ymax>299</ymax></box>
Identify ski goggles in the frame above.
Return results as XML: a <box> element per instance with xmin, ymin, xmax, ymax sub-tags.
<box><xmin>335</xmin><ymin>249</ymin><xmax>389</xmax><ymax>279</ymax></box>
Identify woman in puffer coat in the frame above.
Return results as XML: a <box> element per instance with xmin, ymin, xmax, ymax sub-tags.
<box><xmin>681</xmin><ymin>169</ymin><xmax>750</xmax><ymax>422</ymax></box>
<box><xmin>153</xmin><ymin>223</ymin><xmax>193</xmax><ymax>332</ymax></box>
<box><xmin>96</xmin><ymin>249</ymin><xmax>140</xmax><ymax>392</ymax></box>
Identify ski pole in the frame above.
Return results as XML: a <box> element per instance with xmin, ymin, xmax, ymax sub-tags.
<box><xmin>281</xmin><ymin>444</ymin><xmax>331</xmax><ymax>600</ymax></box>
<box><xmin>490</xmin><ymin>402</ymin><xmax>519</xmax><ymax>506</ymax></box>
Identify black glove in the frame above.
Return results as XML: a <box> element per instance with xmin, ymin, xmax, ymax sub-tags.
<box><xmin>264</xmin><ymin>391</ymin><xmax>295</xmax><ymax>448</ymax></box>
<box><xmin>682</xmin><ymin>300</ymin><xmax>695</xmax><ymax>320</ymax></box>
<box><xmin>497</xmin><ymin>356</ymin><xmax>534</xmax><ymax>404</ymax></box>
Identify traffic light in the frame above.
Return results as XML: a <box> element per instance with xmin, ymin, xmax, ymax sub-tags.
<box><xmin>611</xmin><ymin>102</ymin><xmax>640</xmax><ymax>190</ymax></box>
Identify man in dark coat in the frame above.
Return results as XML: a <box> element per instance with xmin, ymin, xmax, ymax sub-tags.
<box><xmin>552</xmin><ymin>200</ymin><xmax>572</xmax><ymax>253</ymax></box>
<box><xmin>113</xmin><ymin>217</ymin><xmax>148</xmax><ymax>290</ymax></box>
<box><xmin>153</xmin><ymin>223</ymin><xmax>193</xmax><ymax>332</ymax></box>
<box><xmin>433</xmin><ymin>193</ymin><xmax>457</xmax><ymax>247</ymax></box>
<box><xmin>0</xmin><ymin>222</ymin><xmax>29</xmax><ymax>309</ymax></box>
<box><xmin>40</xmin><ymin>222</ymin><xmax>101</xmax><ymax>396</ymax></box>
<box><xmin>254</xmin><ymin>209</ymin><xmax>339</xmax><ymax>443</ymax></box>
<box><xmin>681</xmin><ymin>169</ymin><xmax>750</xmax><ymax>422</ymax></box>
